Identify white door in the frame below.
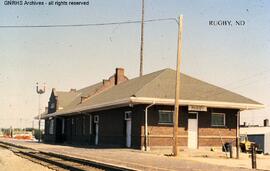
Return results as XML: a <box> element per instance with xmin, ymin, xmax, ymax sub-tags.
<box><xmin>95</xmin><ymin>123</ymin><xmax>99</xmax><ymax>145</ymax></box>
<box><xmin>126</xmin><ymin>120</ymin><xmax>131</xmax><ymax>147</ymax></box>
<box><xmin>188</xmin><ymin>112</ymin><xmax>198</xmax><ymax>149</ymax></box>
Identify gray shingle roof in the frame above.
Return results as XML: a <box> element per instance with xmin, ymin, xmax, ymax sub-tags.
<box><xmin>52</xmin><ymin>82</ymin><xmax>103</xmax><ymax>111</ymax></box>
<box><xmin>45</xmin><ymin>68</ymin><xmax>263</xmax><ymax>118</ymax></box>
<box><xmin>77</xmin><ymin>68</ymin><xmax>260</xmax><ymax>107</ymax></box>
<box><xmin>54</xmin><ymin>91</ymin><xmax>79</xmax><ymax>109</ymax></box>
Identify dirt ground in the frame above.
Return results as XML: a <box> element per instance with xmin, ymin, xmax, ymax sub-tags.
<box><xmin>151</xmin><ymin>148</ymin><xmax>270</xmax><ymax>170</ymax></box>
<box><xmin>0</xmin><ymin>148</ymin><xmax>52</xmax><ymax>171</ymax></box>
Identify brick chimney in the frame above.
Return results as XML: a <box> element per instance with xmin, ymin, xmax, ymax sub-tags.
<box><xmin>115</xmin><ymin>68</ymin><xmax>126</xmax><ymax>85</ymax></box>
<box><xmin>70</xmin><ymin>88</ymin><xmax>76</xmax><ymax>92</ymax></box>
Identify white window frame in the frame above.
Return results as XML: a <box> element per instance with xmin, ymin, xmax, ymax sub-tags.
<box><xmin>158</xmin><ymin>110</ymin><xmax>173</xmax><ymax>124</ymax></box>
<box><xmin>211</xmin><ymin>112</ymin><xmax>226</xmax><ymax>127</ymax></box>
<box><xmin>49</xmin><ymin>119</ymin><xmax>54</xmax><ymax>135</ymax></box>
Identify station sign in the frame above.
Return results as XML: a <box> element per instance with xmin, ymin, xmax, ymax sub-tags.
<box><xmin>188</xmin><ymin>105</ymin><xmax>207</xmax><ymax>112</ymax></box>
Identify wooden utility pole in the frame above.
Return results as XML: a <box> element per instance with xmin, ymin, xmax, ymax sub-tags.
<box><xmin>173</xmin><ymin>15</ymin><xmax>183</xmax><ymax>157</ymax></box>
<box><xmin>236</xmin><ymin>111</ymin><xmax>240</xmax><ymax>159</ymax></box>
<box><xmin>139</xmin><ymin>0</ymin><xmax>145</xmax><ymax>77</ymax></box>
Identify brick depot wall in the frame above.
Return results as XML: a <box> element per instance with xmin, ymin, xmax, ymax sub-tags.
<box><xmin>198</xmin><ymin>108</ymin><xmax>238</xmax><ymax>147</ymax></box>
<box><xmin>46</xmin><ymin>106</ymin><xmax>142</xmax><ymax>148</ymax></box>
<box><xmin>64</xmin><ymin>115</ymin><xmax>94</xmax><ymax>145</ymax></box>
<box><xmin>139</xmin><ymin>105</ymin><xmax>238</xmax><ymax>148</ymax></box>
<box><xmin>44</xmin><ymin>104</ymin><xmax>238</xmax><ymax>149</ymax></box>
<box><xmin>44</xmin><ymin>118</ymin><xmax>56</xmax><ymax>143</ymax></box>
<box><xmin>96</xmin><ymin>106</ymin><xmax>142</xmax><ymax>148</ymax></box>
<box><xmin>140</xmin><ymin>105</ymin><xmax>188</xmax><ymax>148</ymax></box>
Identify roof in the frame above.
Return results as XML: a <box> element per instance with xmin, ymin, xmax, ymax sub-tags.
<box><xmin>44</xmin><ymin>68</ymin><xmax>264</xmax><ymax>118</ymax></box>
<box><xmin>58</xmin><ymin>82</ymin><xmax>103</xmax><ymax>110</ymax></box>
<box><xmin>54</xmin><ymin>91</ymin><xmax>80</xmax><ymax>109</ymax></box>
<box><xmin>240</xmin><ymin>126</ymin><xmax>270</xmax><ymax>135</ymax></box>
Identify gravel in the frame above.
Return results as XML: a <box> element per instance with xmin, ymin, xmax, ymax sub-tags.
<box><xmin>0</xmin><ymin>148</ymin><xmax>53</xmax><ymax>171</ymax></box>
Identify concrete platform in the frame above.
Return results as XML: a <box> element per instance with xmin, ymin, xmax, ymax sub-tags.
<box><xmin>0</xmin><ymin>138</ymin><xmax>259</xmax><ymax>171</ymax></box>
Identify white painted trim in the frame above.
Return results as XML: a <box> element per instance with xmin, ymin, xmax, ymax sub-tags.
<box><xmin>44</xmin><ymin>98</ymin><xmax>131</xmax><ymax>118</ymax></box>
<box><xmin>188</xmin><ymin>112</ymin><xmax>198</xmax><ymax>149</ymax></box>
<box><xmin>130</xmin><ymin>97</ymin><xmax>264</xmax><ymax>110</ymax></box>
<box><xmin>42</xmin><ymin>96</ymin><xmax>264</xmax><ymax>119</ymax></box>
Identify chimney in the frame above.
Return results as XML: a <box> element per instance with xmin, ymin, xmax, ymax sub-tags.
<box><xmin>115</xmin><ymin>68</ymin><xmax>125</xmax><ymax>85</ymax></box>
<box><xmin>70</xmin><ymin>88</ymin><xmax>76</xmax><ymax>92</ymax></box>
<box><xmin>103</xmin><ymin>79</ymin><xmax>110</xmax><ymax>86</ymax></box>
<box><xmin>80</xmin><ymin>96</ymin><xmax>87</xmax><ymax>103</ymax></box>
<box><xmin>264</xmin><ymin>119</ymin><xmax>269</xmax><ymax>127</ymax></box>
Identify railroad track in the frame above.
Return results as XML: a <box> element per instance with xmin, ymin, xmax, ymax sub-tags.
<box><xmin>0</xmin><ymin>141</ymin><xmax>135</xmax><ymax>171</ymax></box>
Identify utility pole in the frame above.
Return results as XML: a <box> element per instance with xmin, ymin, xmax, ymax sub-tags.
<box><xmin>173</xmin><ymin>15</ymin><xmax>183</xmax><ymax>157</ymax></box>
<box><xmin>236</xmin><ymin>111</ymin><xmax>240</xmax><ymax>159</ymax></box>
<box><xmin>36</xmin><ymin>82</ymin><xmax>46</xmax><ymax>143</ymax></box>
<box><xmin>139</xmin><ymin>0</ymin><xmax>145</xmax><ymax>77</ymax></box>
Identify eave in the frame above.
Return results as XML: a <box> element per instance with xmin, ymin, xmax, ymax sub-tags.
<box><xmin>42</xmin><ymin>97</ymin><xmax>264</xmax><ymax>119</ymax></box>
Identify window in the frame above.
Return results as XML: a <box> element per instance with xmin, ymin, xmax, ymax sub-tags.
<box><xmin>89</xmin><ymin>115</ymin><xmax>92</xmax><ymax>135</ymax></box>
<box><xmin>76</xmin><ymin>118</ymin><xmax>79</xmax><ymax>135</ymax></box>
<box><xmin>125</xmin><ymin>111</ymin><xmax>132</xmax><ymax>120</ymax></box>
<box><xmin>61</xmin><ymin>118</ymin><xmax>65</xmax><ymax>134</ymax></box>
<box><xmin>82</xmin><ymin>116</ymin><xmax>86</xmax><ymax>135</ymax></box>
<box><xmin>211</xmin><ymin>113</ymin><xmax>225</xmax><ymax>126</ymax></box>
<box><xmin>94</xmin><ymin>115</ymin><xmax>99</xmax><ymax>123</ymax></box>
<box><xmin>158</xmin><ymin>110</ymin><xmax>173</xmax><ymax>124</ymax></box>
<box><xmin>49</xmin><ymin>119</ymin><xmax>54</xmax><ymax>135</ymax></box>
<box><xmin>50</xmin><ymin>102</ymin><xmax>55</xmax><ymax>109</ymax></box>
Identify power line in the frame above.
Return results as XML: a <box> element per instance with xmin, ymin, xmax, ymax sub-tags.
<box><xmin>196</xmin><ymin>69</ymin><xmax>270</xmax><ymax>99</ymax></box>
<box><xmin>0</xmin><ymin>18</ymin><xmax>178</xmax><ymax>28</ymax></box>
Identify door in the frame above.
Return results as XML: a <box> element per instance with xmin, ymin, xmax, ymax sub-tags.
<box><xmin>95</xmin><ymin>123</ymin><xmax>99</xmax><ymax>145</ymax></box>
<box><xmin>55</xmin><ymin>118</ymin><xmax>63</xmax><ymax>143</ymax></box>
<box><xmin>188</xmin><ymin>112</ymin><xmax>198</xmax><ymax>149</ymax></box>
<box><xmin>248</xmin><ymin>134</ymin><xmax>265</xmax><ymax>153</ymax></box>
<box><xmin>126</xmin><ymin>120</ymin><xmax>131</xmax><ymax>147</ymax></box>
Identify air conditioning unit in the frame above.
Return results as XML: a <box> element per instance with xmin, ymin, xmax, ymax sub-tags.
<box><xmin>125</xmin><ymin>111</ymin><xmax>132</xmax><ymax>120</ymax></box>
<box><xmin>94</xmin><ymin>115</ymin><xmax>99</xmax><ymax>123</ymax></box>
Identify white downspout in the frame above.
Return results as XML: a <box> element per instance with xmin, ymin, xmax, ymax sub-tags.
<box><xmin>145</xmin><ymin>101</ymin><xmax>155</xmax><ymax>151</ymax></box>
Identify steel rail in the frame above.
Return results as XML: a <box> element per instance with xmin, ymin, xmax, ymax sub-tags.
<box><xmin>0</xmin><ymin>141</ymin><xmax>135</xmax><ymax>171</ymax></box>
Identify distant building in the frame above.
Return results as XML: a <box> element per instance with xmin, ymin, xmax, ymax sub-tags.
<box><xmin>240</xmin><ymin>119</ymin><xmax>270</xmax><ymax>154</ymax></box>
<box><xmin>41</xmin><ymin>68</ymin><xmax>263</xmax><ymax>150</ymax></box>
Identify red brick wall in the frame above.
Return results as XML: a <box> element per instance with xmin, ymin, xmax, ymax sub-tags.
<box><xmin>139</xmin><ymin>105</ymin><xmax>238</xmax><ymax>148</ymax></box>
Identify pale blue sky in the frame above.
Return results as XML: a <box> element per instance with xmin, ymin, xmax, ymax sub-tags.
<box><xmin>0</xmin><ymin>0</ymin><xmax>269</xmax><ymax>128</ymax></box>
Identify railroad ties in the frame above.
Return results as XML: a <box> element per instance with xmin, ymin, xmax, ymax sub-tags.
<box><xmin>0</xmin><ymin>141</ymin><xmax>133</xmax><ymax>171</ymax></box>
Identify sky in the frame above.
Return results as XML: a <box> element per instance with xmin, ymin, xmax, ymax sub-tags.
<box><xmin>0</xmin><ymin>0</ymin><xmax>269</xmax><ymax>128</ymax></box>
